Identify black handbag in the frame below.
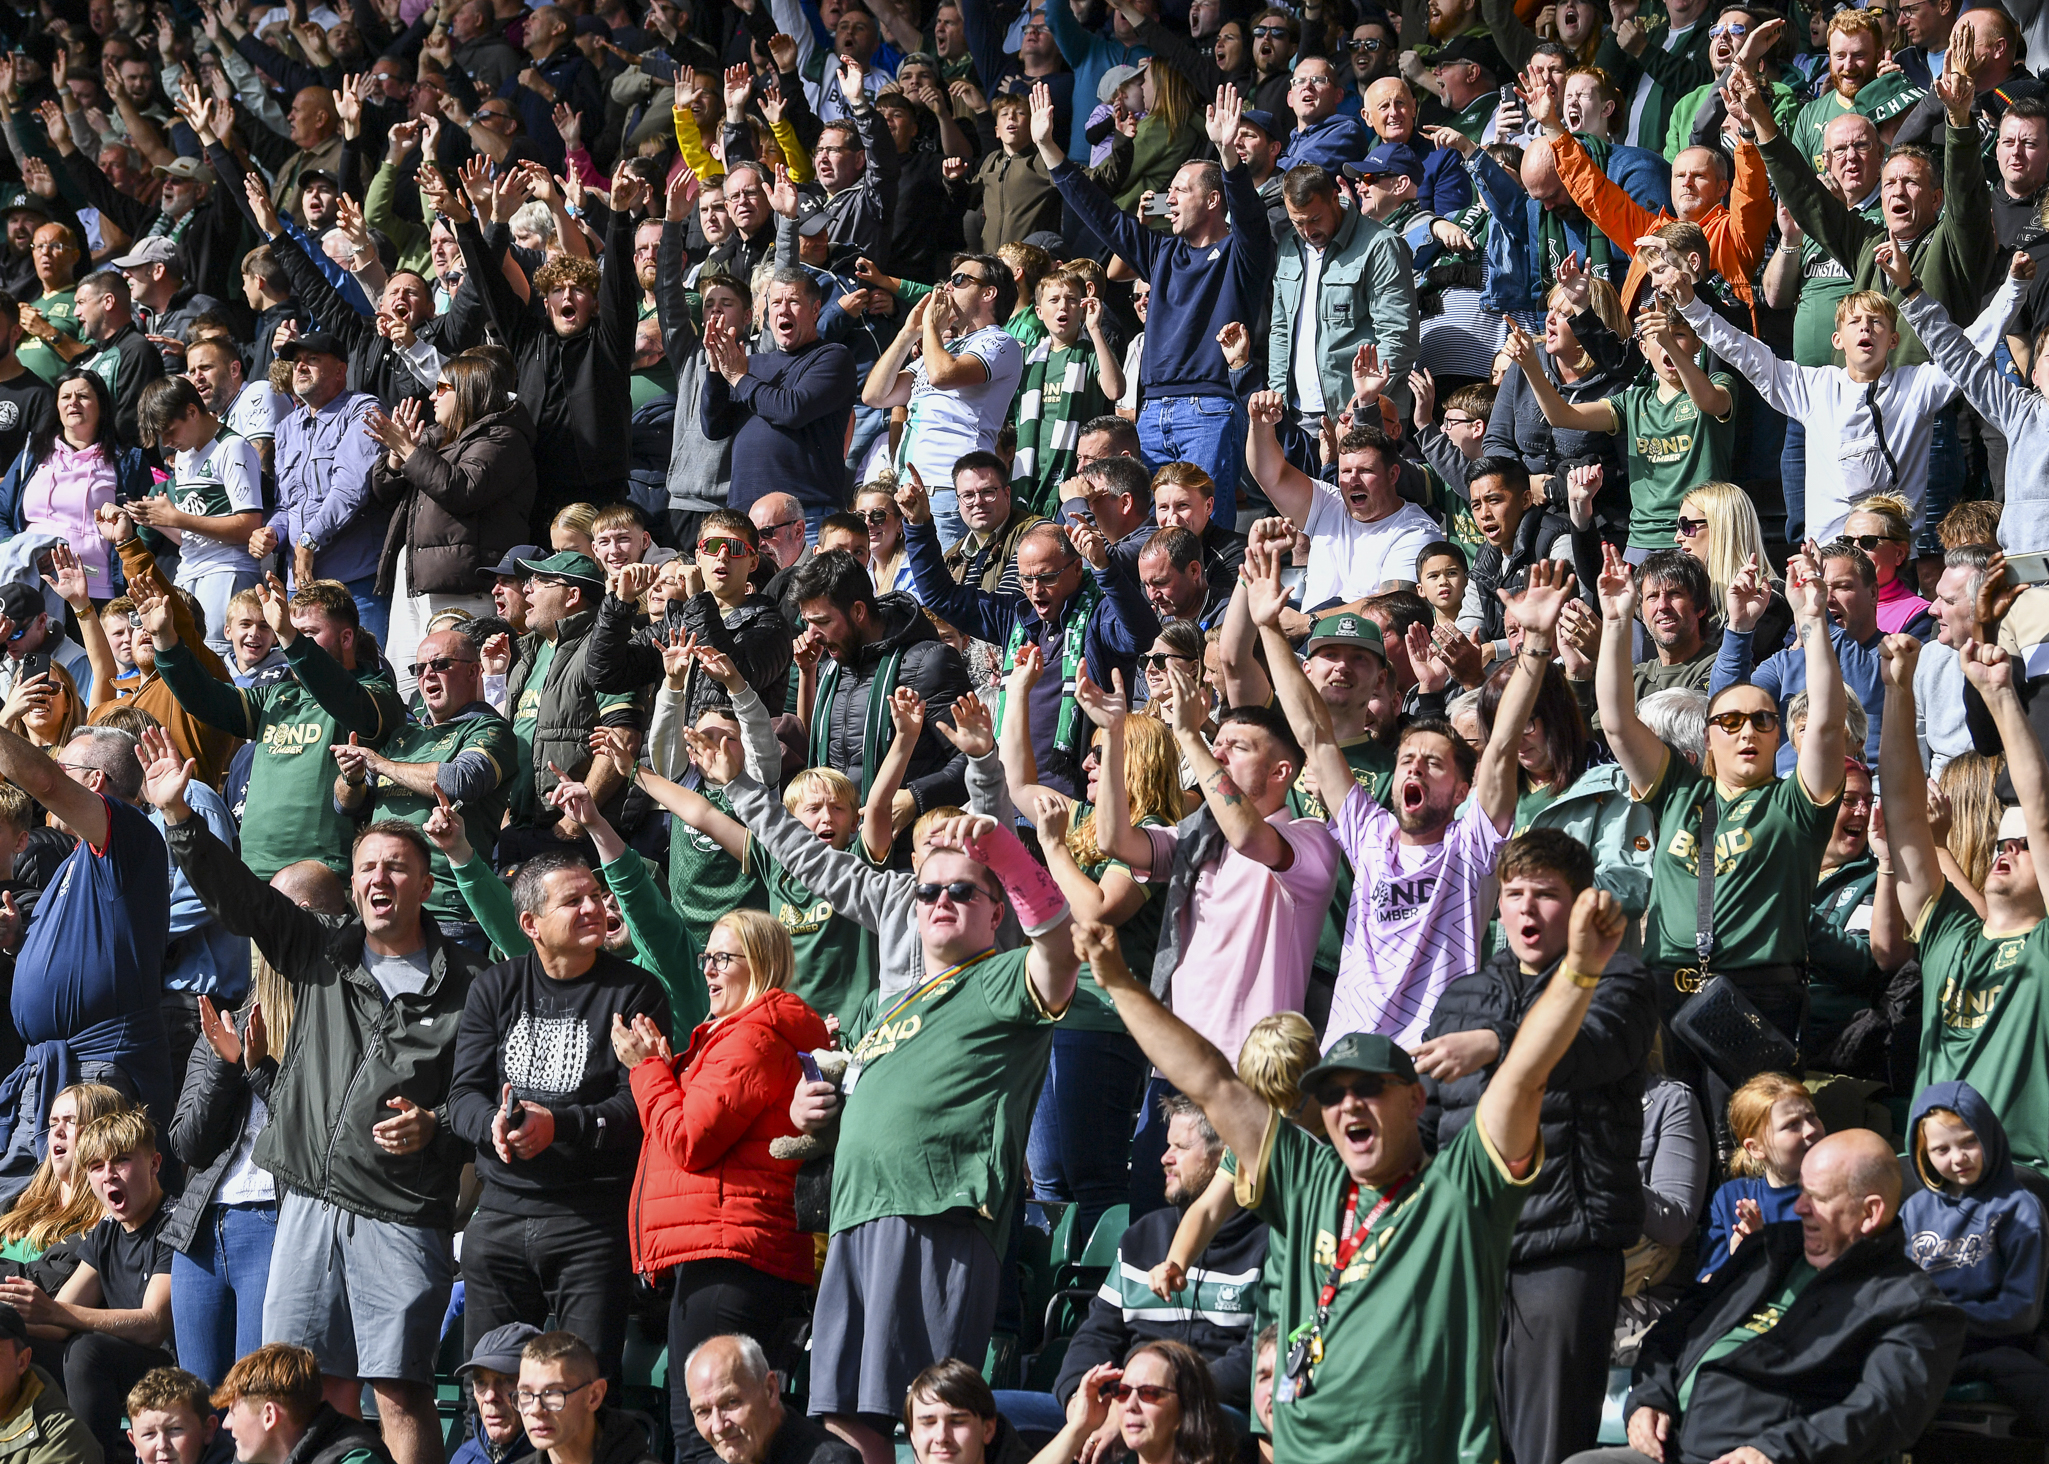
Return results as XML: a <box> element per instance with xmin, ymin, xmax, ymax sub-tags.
<box><xmin>1667</xmin><ymin>792</ymin><xmax>1799</xmax><ymax>1087</ymax></box>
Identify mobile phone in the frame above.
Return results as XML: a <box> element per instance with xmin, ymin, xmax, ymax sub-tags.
<box><xmin>1500</xmin><ymin>83</ymin><xmax>1518</xmax><ymax>107</ymax></box>
<box><xmin>1141</xmin><ymin>193</ymin><xmax>1171</xmax><ymax>219</ymax></box>
<box><xmin>502</xmin><ymin>1085</ymin><xmax>526</xmax><ymax>1131</ymax></box>
<box><xmin>2005</xmin><ymin>550</ymin><xmax>2049</xmax><ymax>587</ymax></box>
<box><xmin>799</xmin><ymin>1052</ymin><xmax>825</xmax><ymax>1085</ymax></box>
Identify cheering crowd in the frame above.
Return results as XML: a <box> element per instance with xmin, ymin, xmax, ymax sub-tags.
<box><xmin>0</xmin><ymin>0</ymin><xmax>2038</xmax><ymax>1459</ymax></box>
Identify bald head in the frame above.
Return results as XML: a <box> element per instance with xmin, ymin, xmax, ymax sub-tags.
<box><xmin>1797</xmin><ymin>1129</ymin><xmax>1902</xmax><ymax>1268</ymax></box>
<box><xmin>273</xmin><ymin>858</ymin><xmax>350</xmax><ymax>914</ymax></box>
<box><xmin>1521</xmin><ymin>138</ymin><xmax>1564</xmax><ymax>210</ymax></box>
<box><xmin>749</xmin><ymin>492</ymin><xmax>807</xmax><ymax>569</ymax></box>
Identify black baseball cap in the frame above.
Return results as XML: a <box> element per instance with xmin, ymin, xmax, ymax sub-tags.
<box><xmin>1299</xmin><ymin>1032</ymin><xmax>1421</xmax><ymax>1092</ymax></box>
<box><xmin>455</xmin><ymin>1321</ymin><xmax>540</xmax><ymax>1377</ymax></box>
<box><xmin>486</xmin><ymin>544</ymin><xmax>542</xmax><ymax>578</ymax></box>
<box><xmin>1430</xmin><ymin>34</ymin><xmax>1507</xmax><ymax>78</ymax></box>
<box><xmin>277</xmin><ymin>330</ymin><xmax>348</xmax><ymax>362</ymax></box>
<box><xmin>0</xmin><ymin>582</ymin><xmax>44</xmax><ymax>628</ymax></box>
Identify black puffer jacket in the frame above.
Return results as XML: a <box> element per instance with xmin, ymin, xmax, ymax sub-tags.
<box><xmin>285</xmin><ymin>1406</ymin><xmax>395</xmax><ymax>1464</ymax></box>
<box><xmin>814</xmin><ymin>592</ymin><xmax>973</xmax><ymax>813</ymax></box>
<box><xmin>165</xmin><ymin>1007</ymin><xmax>276</xmax><ymax>1253</ymax></box>
<box><xmin>1423</xmin><ymin>949</ymin><xmax>1658</xmax><ymax>1261</ymax></box>
<box><xmin>371</xmin><ymin>405</ymin><xmax>539</xmax><ymax>597</ymax></box>
<box><xmin>1630</xmin><ymin>1221</ymin><xmax>1965</xmax><ymax>1464</ymax></box>
<box><xmin>585</xmin><ymin>587</ymin><xmax>792</xmax><ymax>724</ymax></box>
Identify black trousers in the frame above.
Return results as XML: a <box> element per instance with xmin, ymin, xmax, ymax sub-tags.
<box><xmin>64</xmin><ymin>1331</ymin><xmax>174</xmax><ymax>1464</ymax></box>
<box><xmin>667</xmin><ymin>1258</ymin><xmax>813</xmax><ymax>1464</ymax></box>
<box><xmin>1954</xmin><ymin>1341</ymin><xmax>2049</xmax><ymax>1433</ymax></box>
<box><xmin>1496</xmin><ymin>1247</ymin><xmax>1626</xmax><ymax>1464</ymax></box>
<box><xmin>461</xmin><ymin>1203</ymin><xmax>633</xmax><ymax>1382</ymax></box>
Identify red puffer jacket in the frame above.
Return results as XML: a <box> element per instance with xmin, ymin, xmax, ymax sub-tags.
<box><xmin>626</xmin><ymin>987</ymin><xmax>830</xmax><ymax>1286</ymax></box>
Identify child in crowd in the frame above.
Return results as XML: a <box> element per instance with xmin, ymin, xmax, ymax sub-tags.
<box><xmin>1696</xmin><ymin>1073</ymin><xmax>1825</xmax><ymax>1279</ymax></box>
<box><xmin>1416</xmin><ymin>541</ymin><xmax>1471</xmax><ymax>630</ymax></box>
<box><xmin>127</xmin><ymin>1367</ymin><xmax>230</xmax><ymax>1464</ymax></box>
<box><xmin>1408</xmin><ymin>370</ymin><xmax>1494</xmax><ymax>542</ymax></box>
<box><xmin>1148</xmin><ymin>1013</ymin><xmax>1325</xmax><ymax>1303</ymax></box>
<box><xmin>220</xmin><ymin>587</ymin><xmax>284</xmax><ymax>688</ymax></box>
<box><xmin>1902</xmin><ymin>1081</ymin><xmax>2049</xmax><ymax>1432</ymax></box>
<box><xmin>1012</xmin><ymin>272</ymin><xmax>1126</xmax><ymax>515</ymax></box>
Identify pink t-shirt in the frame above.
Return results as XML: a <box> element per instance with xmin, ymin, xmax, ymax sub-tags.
<box><xmin>1142</xmin><ymin>811</ymin><xmax>1341</xmax><ymax>1065</ymax></box>
<box><xmin>1328</xmin><ymin>787</ymin><xmax>1509</xmax><ymax>1048</ymax></box>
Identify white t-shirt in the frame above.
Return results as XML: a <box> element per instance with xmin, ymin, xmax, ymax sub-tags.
<box><xmin>1300</xmin><ymin>481</ymin><xmax>1439</xmax><ymax>608</ymax></box>
<box><xmin>1329</xmin><ymin>789</ymin><xmax>1509</xmax><ymax>1047</ymax></box>
<box><xmin>898</xmin><ymin>325</ymin><xmax>1024</xmax><ymax>487</ymax></box>
<box><xmin>170</xmin><ymin>430</ymin><xmax>267</xmax><ymax>581</ymax></box>
<box><xmin>226</xmin><ymin>381</ymin><xmax>291</xmax><ymax>442</ymax></box>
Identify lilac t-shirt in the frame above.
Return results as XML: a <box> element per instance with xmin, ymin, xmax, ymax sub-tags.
<box><xmin>1328</xmin><ymin>787</ymin><xmax>1509</xmax><ymax>1048</ymax></box>
<box><xmin>1142</xmin><ymin>812</ymin><xmax>1341</xmax><ymax>1065</ymax></box>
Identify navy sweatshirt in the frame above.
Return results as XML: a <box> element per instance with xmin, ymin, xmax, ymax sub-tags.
<box><xmin>1051</xmin><ymin>158</ymin><xmax>1274</xmax><ymax>401</ymax></box>
<box><xmin>1903</xmin><ymin>1080</ymin><xmax>2049</xmax><ymax>1339</ymax></box>
<box><xmin>701</xmin><ymin>336</ymin><xmax>857</xmax><ymax>514</ymax></box>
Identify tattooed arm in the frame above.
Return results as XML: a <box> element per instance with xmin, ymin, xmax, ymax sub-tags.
<box><xmin>1163</xmin><ymin>663</ymin><xmax>1292</xmax><ymax>871</ymax></box>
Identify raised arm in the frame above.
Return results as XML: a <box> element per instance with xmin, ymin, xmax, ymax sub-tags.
<box><xmin>1592</xmin><ymin>541</ymin><xmax>1670</xmax><ymax>793</ymax></box>
<box><xmin>1501</xmin><ymin>319</ymin><xmax>1618</xmax><ymax>434</ymax></box>
<box><xmin>1476</xmin><ymin>889</ymin><xmax>1628</xmax><ymax>1172</ymax></box>
<box><xmin>928</xmin><ymin>813</ymin><xmax>1077</xmax><ymax>1012</ymax></box>
<box><xmin>1244</xmin><ymin>537</ymin><xmax>1353</xmax><ymax>819</ymax></box>
<box><xmin>1482</xmin><ymin>562</ymin><xmax>1577</xmax><ymax>831</ymax></box>
<box><xmin>1788</xmin><ymin>546</ymin><xmax>1848</xmax><ymax>805</ymax></box>
<box><xmin>1960</xmin><ymin>639</ymin><xmax>2049</xmax><ymax>910</ymax></box>
<box><xmin>1877</xmin><ymin>634</ymin><xmax>1947</xmax><ymax>927</ymax></box>
<box><xmin>1244</xmin><ymin>390</ymin><xmax>1321</xmax><ymax>527</ymax></box>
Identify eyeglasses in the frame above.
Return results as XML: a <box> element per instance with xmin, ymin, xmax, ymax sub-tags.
<box><xmin>861</xmin><ymin>508</ymin><xmax>895</xmax><ymax>525</ymax></box>
<box><xmin>697</xmin><ymin>536</ymin><xmax>754</xmax><ymax>558</ymax></box>
<box><xmin>1017</xmin><ymin>569</ymin><xmax>1071</xmax><ymax>587</ymax></box>
<box><xmin>476</xmin><ymin>108</ymin><xmax>516</xmax><ymax>122</ymax></box>
<box><xmin>1349</xmin><ymin>36</ymin><xmax>1387</xmax><ymax>50</ymax></box>
<box><xmin>1141</xmin><ymin>652</ymin><xmax>1196</xmax><ymax>671</ymax></box>
<box><xmin>408</xmin><ymin>655</ymin><xmax>477</xmax><ymax>678</ymax></box>
<box><xmin>913</xmin><ymin>880</ymin><xmax>996</xmax><ymax>905</ymax></box>
<box><xmin>1675</xmin><ymin>516</ymin><xmax>1708</xmax><ymax>538</ymax></box>
<box><xmin>1849</xmin><ymin>533</ymin><xmax>1903</xmax><ymax>550</ymax></box>
<box><xmin>1292</xmin><ymin>72</ymin><xmax>1333</xmax><ymax>86</ymax></box>
<box><xmin>1825</xmin><ymin>138</ymin><xmax>1877</xmax><ymax>158</ymax></box>
<box><xmin>1706</xmin><ymin>709</ymin><xmax>1782</xmax><ymax>735</ymax></box>
<box><xmin>948</xmin><ymin>270</ymin><xmax>990</xmax><ymax>288</ymax></box>
<box><xmin>1251</xmin><ymin>23</ymin><xmax>1289</xmax><ymax>36</ymax></box>
<box><xmin>516</xmin><ymin>1382</ymin><xmax>594</xmax><ymax>1413</ymax></box>
<box><xmin>1308</xmin><ymin>1073</ymin><xmax>1390</xmax><ymax>1106</ymax></box>
<box><xmin>1111</xmin><ymin>1384</ymin><xmax>1178</xmax><ymax>1405</ymax></box>
<box><xmin>1708</xmin><ymin>21</ymin><xmax>1747</xmax><ymax>36</ymax></box>
<box><xmin>1442</xmin><ymin>412</ymin><xmax>1483</xmax><ymax>430</ymax></box>
<box><xmin>699</xmin><ymin>950</ymin><xmax>748</xmax><ymax>972</ymax></box>
<box><xmin>432</xmin><ymin>380</ymin><xmax>454</xmax><ymax>396</ymax></box>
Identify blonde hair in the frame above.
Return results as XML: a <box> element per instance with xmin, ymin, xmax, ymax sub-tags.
<box><xmin>1546</xmin><ymin>275</ymin><xmax>1626</xmax><ymax>345</ymax></box>
<box><xmin>783</xmin><ymin>766</ymin><xmax>858</xmax><ymax>818</ymax></box>
<box><xmin>1236</xmin><ymin>1012</ymin><xmax>1319</xmax><ymax>1112</ymax></box>
<box><xmin>1151</xmin><ymin>461</ymin><xmax>1216</xmax><ymax>499</ymax></box>
<box><xmin>1847</xmin><ymin>491</ymin><xmax>1913</xmax><ymax>545</ymax></box>
<box><xmin>710</xmin><ymin>908</ymin><xmax>795</xmax><ymax>1009</ymax></box>
<box><xmin>910</xmin><ymin>803</ymin><xmax>966</xmax><ymax>858</ymax></box>
<box><xmin>73</xmin><ymin>1108</ymin><xmax>156</xmax><ymax>1170</ymax></box>
<box><xmin>552</xmin><ymin>502</ymin><xmax>598</xmax><ymax>540</ymax></box>
<box><xmin>1939</xmin><ymin>751</ymin><xmax>2003</xmax><ymax>890</ymax></box>
<box><xmin>225</xmin><ymin>585</ymin><xmax>265</xmax><ymax>625</ymax></box>
<box><xmin>1070</xmin><ymin>715</ymin><xmax>1181</xmax><ymax>867</ymax></box>
<box><xmin>0</xmin><ymin>1082</ymin><xmax>129</xmax><ymax>1251</ymax></box>
<box><xmin>1726</xmin><ymin>1073</ymin><xmax>1813</xmax><ymax>1178</ymax></box>
<box><xmin>1680</xmin><ymin>481</ymin><xmax>1772</xmax><ymax>607</ymax></box>
<box><xmin>1834</xmin><ymin>289</ymin><xmax>1899</xmax><ymax>333</ymax></box>
<box><xmin>1142</xmin><ymin>54</ymin><xmax>1199</xmax><ymax>139</ymax></box>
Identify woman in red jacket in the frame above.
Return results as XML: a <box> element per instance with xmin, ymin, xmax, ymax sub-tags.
<box><xmin>610</xmin><ymin>908</ymin><xmax>829</xmax><ymax>1458</ymax></box>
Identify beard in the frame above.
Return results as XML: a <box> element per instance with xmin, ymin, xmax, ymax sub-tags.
<box><xmin>1427</xmin><ymin>0</ymin><xmax>1467</xmax><ymax>39</ymax></box>
<box><xmin>1395</xmin><ymin>788</ymin><xmax>1457</xmax><ymax>835</ymax></box>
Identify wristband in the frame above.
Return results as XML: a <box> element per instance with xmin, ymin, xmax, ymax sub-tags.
<box><xmin>970</xmin><ymin>821</ymin><xmax>1069</xmax><ymax>935</ymax></box>
<box><xmin>1560</xmin><ymin>965</ymin><xmax>1600</xmax><ymax>990</ymax></box>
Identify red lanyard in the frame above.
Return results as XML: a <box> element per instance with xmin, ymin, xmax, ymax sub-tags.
<box><xmin>1314</xmin><ymin>1170</ymin><xmax>1415</xmax><ymax>1314</ymax></box>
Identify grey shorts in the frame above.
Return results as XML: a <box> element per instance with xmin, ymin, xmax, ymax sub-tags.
<box><xmin>807</xmin><ymin>1211</ymin><xmax>1000</xmax><ymax>1420</ymax></box>
<box><xmin>262</xmin><ymin>1189</ymin><xmax>454</xmax><ymax>1384</ymax></box>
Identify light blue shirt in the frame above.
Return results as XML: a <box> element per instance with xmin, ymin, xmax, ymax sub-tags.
<box><xmin>153</xmin><ymin>780</ymin><xmax>250</xmax><ymax>1001</ymax></box>
<box><xmin>270</xmin><ymin>389</ymin><xmax>385</xmax><ymax>588</ymax></box>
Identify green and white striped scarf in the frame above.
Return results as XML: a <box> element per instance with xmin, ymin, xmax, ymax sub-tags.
<box><xmin>996</xmin><ymin>577</ymin><xmax>1101</xmax><ymax>766</ymax></box>
<box><xmin>1011</xmin><ymin>341</ymin><xmax>1104</xmax><ymax>517</ymax></box>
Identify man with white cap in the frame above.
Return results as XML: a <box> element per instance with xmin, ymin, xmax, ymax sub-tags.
<box><xmin>1877</xmin><ymin>630</ymin><xmax>2049</xmax><ymax>1175</ymax></box>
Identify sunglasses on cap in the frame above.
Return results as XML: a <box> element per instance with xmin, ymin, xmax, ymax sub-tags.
<box><xmin>914</xmin><ymin>880</ymin><xmax>997</xmax><ymax>905</ymax></box>
<box><xmin>697</xmin><ymin>536</ymin><xmax>753</xmax><ymax>558</ymax></box>
<box><xmin>408</xmin><ymin>655</ymin><xmax>477</xmax><ymax>679</ymax></box>
<box><xmin>1307</xmin><ymin>1073</ymin><xmax>1392</xmax><ymax>1106</ymax></box>
<box><xmin>1707</xmin><ymin>709</ymin><xmax>1781</xmax><ymax>735</ymax></box>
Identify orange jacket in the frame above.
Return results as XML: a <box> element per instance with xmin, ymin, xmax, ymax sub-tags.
<box><xmin>1552</xmin><ymin>130</ymin><xmax>1773</xmax><ymax>329</ymax></box>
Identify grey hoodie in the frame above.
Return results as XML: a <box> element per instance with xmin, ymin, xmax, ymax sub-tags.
<box><xmin>1900</xmin><ymin>287</ymin><xmax>2045</xmax><ymax>553</ymax></box>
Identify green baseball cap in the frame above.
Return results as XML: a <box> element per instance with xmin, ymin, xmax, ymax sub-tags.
<box><xmin>515</xmin><ymin>550</ymin><xmax>606</xmax><ymax>592</ymax></box>
<box><xmin>1300</xmin><ymin>1032</ymin><xmax>1420</xmax><ymax>1091</ymax></box>
<box><xmin>1855</xmin><ymin>71</ymin><xmax>1926</xmax><ymax>125</ymax></box>
<box><xmin>1303</xmin><ymin>611</ymin><xmax>1386</xmax><ymax>660</ymax></box>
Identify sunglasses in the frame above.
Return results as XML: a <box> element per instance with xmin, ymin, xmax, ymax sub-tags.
<box><xmin>1108</xmin><ymin>1384</ymin><xmax>1178</xmax><ymax>1405</ymax></box>
<box><xmin>1707</xmin><ymin>709</ymin><xmax>1782</xmax><ymax>734</ymax></box>
<box><xmin>914</xmin><ymin>880</ymin><xmax>996</xmax><ymax>905</ymax></box>
<box><xmin>1141</xmin><ymin>652</ymin><xmax>1196</xmax><ymax>671</ymax></box>
<box><xmin>433</xmin><ymin>380</ymin><xmax>454</xmax><ymax>396</ymax></box>
<box><xmin>1308</xmin><ymin>1073</ymin><xmax>1391</xmax><ymax>1106</ymax></box>
<box><xmin>1999</xmin><ymin>837</ymin><xmax>2032</xmax><ymax>857</ymax></box>
<box><xmin>948</xmin><ymin>270</ymin><xmax>991</xmax><ymax>288</ymax></box>
<box><xmin>1251</xmin><ymin>23</ymin><xmax>1288</xmax><ymax>36</ymax></box>
<box><xmin>1675</xmin><ymin>516</ymin><xmax>1708</xmax><ymax>538</ymax></box>
<box><xmin>697</xmin><ymin>536</ymin><xmax>753</xmax><ymax>558</ymax></box>
<box><xmin>1349</xmin><ymin>36</ymin><xmax>1388</xmax><ymax>50</ymax></box>
<box><xmin>1849</xmin><ymin>533</ymin><xmax>1903</xmax><ymax>550</ymax></box>
<box><xmin>408</xmin><ymin>655</ymin><xmax>477</xmax><ymax>678</ymax></box>
<box><xmin>861</xmin><ymin>508</ymin><xmax>895</xmax><ymax>524</ymax></box>
<box><xmin>1708</xmin><ymin>21</ymin><xmax>1747</xmax><ymax>35</ymax></box>
<box><xmin>759</xmin><ymin>518</ymin><xmax>803</xmax><ymax>535</ymax></box>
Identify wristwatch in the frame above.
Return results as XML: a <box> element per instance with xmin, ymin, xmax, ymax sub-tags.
<box><xmin>297</xmin><ymin>532</ymin><xmax>316</xmax><ymax>550</ymax></box>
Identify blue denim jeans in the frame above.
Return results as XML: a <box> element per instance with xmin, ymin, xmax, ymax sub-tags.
<box><xmin>1127</xmin><ymin>1072</ymin><xmax>1181</xmax><ymax>1220</ymax></box>
<box><xmin>927</xmin><ymin>490</ymin><xmax>967</xmax><ymax>551</ymax></box>
<box><xmin>1026</xmin><ymin>1030</ymin><xmax>1147</xmax><ymax>1243</ymax></box>
<box><xmin>1916</xmin><ymin>402</ymin><xmax>1966</xmax><ymax>560</ymax></box>
<box><xmin>170</xmin><ymin>1201</ymin><xmax>278</xmax><ymax>1387</ymax></box>
<box><xmin>342</xmin><ymin>574</ymin><xmax>390</xmax><ymax>651</ymax></box>
<box><xmin>1780</xmin><ymin>415</ymin><xmax>1806</xmax><ymax>549</ymax></box>
<box><xmin>1139</xmin><ymin>395</ymin><xmax>1248</xmax><ymax>524</ymax></box>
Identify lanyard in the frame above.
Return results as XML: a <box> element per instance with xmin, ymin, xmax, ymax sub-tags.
<box><xmin>1314</xmin><ymin>1171</ymin><xmax>1414</xmax><ymax>1316</ymax></box>
<box><xmin>871</xmin><ymin>947</ymin><xmax>998</xmax><ymax>1031</ymax></box>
